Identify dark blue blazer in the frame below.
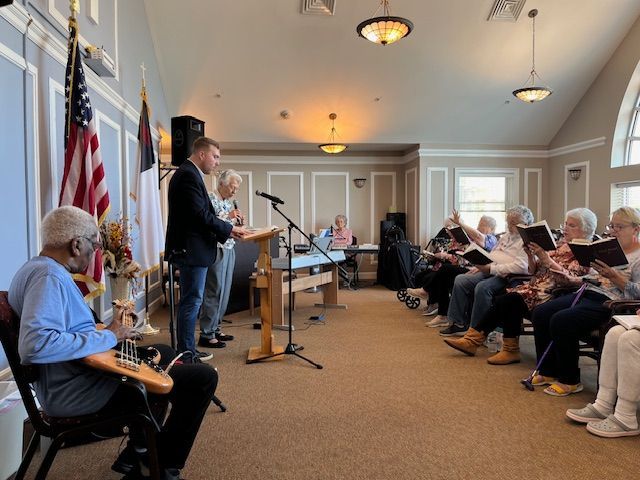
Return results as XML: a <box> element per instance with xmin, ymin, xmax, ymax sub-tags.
<box><xmin>165</xmin><ymin>160</ymin><xmax>233</xmax><ymax>266</ymax></box>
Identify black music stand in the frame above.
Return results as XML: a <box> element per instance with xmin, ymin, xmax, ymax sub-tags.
<box><xmin>247</xmin><ymin>202</ymin><xmax>348</xmax><ymax>368</ymax></box>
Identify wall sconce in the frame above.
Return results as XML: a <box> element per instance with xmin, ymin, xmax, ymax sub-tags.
<box><xmin>353</xmin><ymin>178</ymin><xmax>367</xmax><ymax>188</ymax></box>
<box><xmin>568</xmin><ymin>168</ymin><xmax>582</xmax><ymax>181</ymax></box>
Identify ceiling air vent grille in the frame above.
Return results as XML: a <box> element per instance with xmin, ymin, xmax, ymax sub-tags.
<box><xmin>301</xmin><ymin>0</ymin><xmax>336</xmax><ymax>16</ymax></box>
<box><xmin>487</xmin><ymin>0</ymin><xmax>526</xmax><ymax>22</ymax></box>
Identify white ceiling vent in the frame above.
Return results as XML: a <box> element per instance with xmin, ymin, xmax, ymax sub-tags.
<box><xmin>487</xmin><ymin>0</ymin><xmax>526</xmax><ymax>22</ymax></box>
<box><xmin>301</xmin><ymin>0</ymin><xmax>336</xmax><ymax>16</ymax></box>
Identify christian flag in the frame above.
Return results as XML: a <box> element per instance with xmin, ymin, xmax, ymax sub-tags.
<box><xmin>59</xmin><ymin>16</ymin><xmax>110</xmax><ymax>299</ymax></box>
<box><xmin>130</xmin><ymin>86</ymin><xmax>164</xmax><ymax>276</ymax></box>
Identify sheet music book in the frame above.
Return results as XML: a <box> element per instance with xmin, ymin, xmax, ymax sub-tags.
<box><xmin>517</xmin><ymin>220</ymin><xmax>557</xmax><ymax>251</ymax></box>
<box><xmin>568</xmin><ymin>237</ymin><xmax>628</xmax><ymax>268</ymax></box>
<box><xmin>612</xmin><ymin>315</ymin><xmax>640</xmax><ymax>331</ymax></box>
<box><xmin>447</xmin><ymin>224</ymin><xmax>471</xmax><ymax>245</ymax></box>
<box><xmin>457</xmin><ymin>243</ymin><xmax>493</xmax><ymax>266</ymax></box>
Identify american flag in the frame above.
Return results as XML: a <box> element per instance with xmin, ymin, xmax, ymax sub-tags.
<box><xmin>130</xmin><ymin>86</ymin><xmax>164</xmax><ymax>276</ymax></box>
<box><xmin>59</xmin><ymin>17</ymin><xmax>110</xmax><ymax>299</ymax></box>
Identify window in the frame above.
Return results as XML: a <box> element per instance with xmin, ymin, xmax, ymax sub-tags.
<box><xmin>454</xmin><ymin>169</ymin><xmax>518</xmax><ymax>233</ymax></box>
<box><xmin>625</xmin><ymin>100</ymin><xmax>640</xmax><ymax>165</ymax></box>
<box><xmin>611</xmin><ymin>181</ymin><xmax>640</xmax><ymax>212</ymax></box>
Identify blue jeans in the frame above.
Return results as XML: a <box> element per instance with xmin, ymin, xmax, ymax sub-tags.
<box><xmin>199</xmin><ymin>247</ymin><xmax>236</xmax><ymax>339</ymax></box>
<box><xmin>174</xmin><ymin>262</ymin><xmax>208</xmax><ymax>354</ymax></box>
<box><xmin>447</xmin><ymin>272</ymin><xmax>508</xmax><ymax>329</ymax></box>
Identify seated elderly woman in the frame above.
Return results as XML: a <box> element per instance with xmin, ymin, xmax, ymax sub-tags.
<box><xmin>332</xmin><ymin>214</ymin><xmax>353</xmax><ymax>246</ymax></box>
<box><xmin>530</xmin><ymin>206</ymin><xmax>640</xmax><ymax>397</ymax></box>
<box><xmin>407</xmin><ymin>212</ymin><xmax>498</xmax><ymax>328</ymax></box>
<box><xmin>439</xmin><ymin>205</ymin><xmax>533</xmax><ymax>337</ymax></box>
<box><xmin>444</xmin><ymin>208</ymin><xmax>596</xmax><ymax>364</ymax></box>
<box><xmin>565</xmin><ymin>309</ymin><xmax>640</xmax><ymax>438</ymax></box>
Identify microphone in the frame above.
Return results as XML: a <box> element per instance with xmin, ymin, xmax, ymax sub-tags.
<box><xmin>255</xmin><ymin>190</ymin><xmax>284</xmax><ymax>205</ymax></box>
<box><xmin>232</xmin><ymin>199</ymin><xmax>244</xmax><ymax>226</ymax></box>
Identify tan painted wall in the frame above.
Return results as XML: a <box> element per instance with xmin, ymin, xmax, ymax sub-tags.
<box><xmin>548</xmin><ymin>15</ymin><xmax>640</xmax><ymax>230</ymax></box>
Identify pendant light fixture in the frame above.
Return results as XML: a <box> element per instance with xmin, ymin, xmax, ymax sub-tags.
<box><xmin>356</xmin><ymin>0</ymin><xmax>414</xmax><ymax>46</ymax></box>
<box><xmin>512</xmin><ymin>9</ymin><xmax>552</xmax><ymax>103</ymax></box>
<box><xmin>319</xmin><ymin>113</ymin><xmax>348</xmax><ymax>154</ymax></box>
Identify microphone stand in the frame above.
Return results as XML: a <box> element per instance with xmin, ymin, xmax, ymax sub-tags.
<box><xmin>248</xmin><ymin>201</ymin><xmax>348</xmax><ymax>368</ymax></box>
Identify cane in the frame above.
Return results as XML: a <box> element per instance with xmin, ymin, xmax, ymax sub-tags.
<box><xmin>520</xmin><ymin>282</ymin><xmax>588</xmax><ymax>391</ymax></box>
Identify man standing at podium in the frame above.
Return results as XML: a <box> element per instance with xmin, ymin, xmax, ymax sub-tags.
<box><xmin>165</xmin><ymin>137</ymin><xmax>248</xmax><ymax>361</ymax></box>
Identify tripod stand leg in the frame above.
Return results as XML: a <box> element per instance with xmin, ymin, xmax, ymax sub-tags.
<box><xmin>291</xmin><ymin>350</ymin><xmax>323</xmax><ymax>369</ymax></box>
<box><xmin>212</xmin><ymin>395</ymin><xmax>227</xmax><ymax>412</ymax></box>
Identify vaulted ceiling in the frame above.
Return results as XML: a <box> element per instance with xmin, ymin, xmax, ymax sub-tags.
<box><xmin>145</xmin><ymin>0</ymin><xmax>640</xmax><ymax>151</ymax></box>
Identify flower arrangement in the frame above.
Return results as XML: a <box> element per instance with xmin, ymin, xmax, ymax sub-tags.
<box><xmin>100</xmin><ymin>216</ymin><xmax>141</xmax><ymax>279</ymax></box>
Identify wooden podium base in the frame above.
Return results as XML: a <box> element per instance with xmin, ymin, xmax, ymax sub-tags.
<box><xmin>247</xmin><ymin>345</ymin><xmax>285</xmax><ymax>363</ymax></box>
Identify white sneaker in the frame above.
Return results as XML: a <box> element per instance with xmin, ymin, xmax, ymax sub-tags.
<box><xmin>422</xmin><ymin>303</ymin><xmax>439</xmax><ymax>316</ymax></box>
<box><xmin>406</xmin><ymin>287</ymin><xmax>428</xmax><ymax>299</ymax></box>
<box><xmin>427</xmin><ymin>315</ymin><xmax>450</xmax><ymax>328</ymax></box>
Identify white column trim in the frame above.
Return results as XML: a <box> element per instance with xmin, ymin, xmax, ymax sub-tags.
<box><xmin>236</xmin><ymin>170</ymin><xmax>254</xmax><ymax>227</ymax></box>
<box><xmin>404</xmin><ymin>167</ymin><xmax>417</xmax><ymax>244</ymax></box>
<box><xmin>426</xmin><ymin>167</ymin><xmax>449</xmax><ymax>241</ymax></box>
<box><xmin>48</xmin><ymin>77</ymin><xmax>65</xmax><ymax>210</ymax></box>
<box><xmin>370</xmin><ymin>172</ymin><xmax>396</xmax><ymax>264</ymax></box>
<box><xmin>524</xmin><ymin>168</ymin><xmax>543</xmax><ymax>221</ymax></box>
<box><xmin>563</xmin><ymin>161</ymin><xmax>590</xmax><ymax>213</ymax></box>
<box><xmin>28</xmin><ymin>65</ymin><xmax>42</xmax><ymax>253</ymax></box>
<box><xmin>267</xmin><ymin>172</ymin><xmax>304</xmax><ymax>243</ymax></box>
<box><xmin>310</xmin><ymin>172</ymin><xmax>349</xmax><ymax>235</ymax></box>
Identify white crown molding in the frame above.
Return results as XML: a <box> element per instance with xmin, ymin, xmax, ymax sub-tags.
<box><xmin>1</xmin><ymin>2</ymin><xmax>160</xmax><ymax>142</ymax></box>
<box><xmin>548</xmin><ymin>137</ymin><xmax>607</xmax><ymax>158</ymax></box>
<box><xmin>226</xmin><ymin>157</ymin><xmax>409</xmax><ymax>165</ymax></box>
<box><xmin>418</xmin><ymin>147</ymin><xmax>548</xmax><ymax>159</ymax></box>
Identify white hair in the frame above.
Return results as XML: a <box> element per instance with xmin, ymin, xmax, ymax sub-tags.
<box><xmin>218</xmin><ymin>169</ymin><xmax>242</xmax><ymax>186</ymax></box>
<box><xmin>41</xmin><ymin>206</ymin><xmax>98</xmax><ymax>248</ymax></box>
<box><xmin>565</xmin><ymin>208</ymin><xmax>597</xmax><ymax>238</ymax></box>
<box><xmin>507</xmin><ymin>205</ymin><xmax>534</xmax><ymax>226</ymax></box>
<box><xmin>479</xmin><ymin>215</ymin><xmax>497</xmax><ymax>232</ymax></box>
<box><xmin>335</xmin><ymin>214</ymin><xmax>348</xmax><ymax>224</ymax></box>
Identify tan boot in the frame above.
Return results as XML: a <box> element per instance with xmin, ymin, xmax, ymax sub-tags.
<box><xmin>487</xmin><ymin>337</ymin><xmax>521</xmax><ymax>365</ymax></box>
<box><xmin>443</xmin><ymin>328</ymin><xmax>486</xmax><ymax>356</ymax></box>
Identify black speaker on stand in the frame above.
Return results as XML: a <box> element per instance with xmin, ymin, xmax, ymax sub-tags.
<box><xmin>386</xmin><ymin>212</ymin><xmax>406</xmax><ymax>237</ymax></box>
<box><xmin>171</xmin><ymin>116</ymin><xmax>205</xmax><ymax>166</ymax></box>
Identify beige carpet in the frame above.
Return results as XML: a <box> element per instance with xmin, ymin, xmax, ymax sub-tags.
<box><xmin>23</xmin><ymin>285</ymin><xmax>640</xmax><ymax>479</ymax></box>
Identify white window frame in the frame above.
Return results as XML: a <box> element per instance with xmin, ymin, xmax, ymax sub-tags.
<box><xmin>624</xmin><ymin>92</ymin><xmax>640</xmax><ymax>166</ymax></box>
<box><xmin>454</xmin><ymin>168</ymin><xmax>519</xmax><ymax>232</ymax></box>
<box><xmin>611</xmin><ymin>180</ymin><xmax>640</xmax><ymax>212</ymax></box>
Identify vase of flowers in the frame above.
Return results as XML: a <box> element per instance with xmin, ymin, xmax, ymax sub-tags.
<box><xmin>101</xmin><ymin>216</ymin><xmax>141</xmax><ymax>300</ymax></box>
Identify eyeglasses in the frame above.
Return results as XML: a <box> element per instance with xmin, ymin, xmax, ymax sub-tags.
<box><xmin>606</xmin><ymin>223</ymin><xmax>634</xmax><ymax>232</ymax></box>
<box><xmin>81</xmin><ymin>236</ymin><xmax>102</xmax><ymax>251</ymax></box>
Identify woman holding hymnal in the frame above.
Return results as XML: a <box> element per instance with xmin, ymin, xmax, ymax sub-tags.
<box><xmin>527</xmin><ymin>207</ymin><xmax>640</xmax><ymax>397</ymax></box>
<box><xmin>407</xmin><ymin>213</ymin><xmax>499</xmax><ymax>328</ymax></box>
<box><xmin>443</xmin><ymin>208</ymin><xmax>594</xmax><ymax>365</ymax></box>
<box><xmin>566</xmin><ymin>306</ymin><xmax>640</xmax><ymax>438</ymax></box>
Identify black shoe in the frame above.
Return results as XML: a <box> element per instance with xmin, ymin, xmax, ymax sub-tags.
<box><xmin>112</xmin><ymin>445</ymin><xmax>142</xmax><ymax>475</ymax></box>
<box><xmin>215</xmin><ymin>332</ymin><xmax>234</xmax><ymax>341</ymax></box>
<box><xmin>439</xmin><ymin>324</ymin><xmax>468</xmax><ymax>337</ymax></box>
<box><xmin>198</xmin><ymin>337</ymin><xmax>226</xmax><ymax>349</ymax></box>
<box><xmin>195</xmin><ymin>349</ymin><xmax>214</xmax><ymax>361</ymax></box>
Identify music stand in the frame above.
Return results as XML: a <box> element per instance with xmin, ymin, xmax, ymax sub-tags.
<box><xmin>247</xmin><ymin>202</ymin><xmax>347</xmax><ymax>368</ymax></box>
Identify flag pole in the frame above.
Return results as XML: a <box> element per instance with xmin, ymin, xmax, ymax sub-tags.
<box><xmin>136</xmin><ymin>61</ymin><xmax>160</xmax><ymax>336</ymax></box>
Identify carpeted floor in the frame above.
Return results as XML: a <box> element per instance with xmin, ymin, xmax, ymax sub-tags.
<box><xmin>22</xmin><ymin>284</ymin><xmax>640</xmax><ymax>479</ymax></box>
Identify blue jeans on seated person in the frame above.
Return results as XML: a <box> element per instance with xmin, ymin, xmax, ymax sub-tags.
<box><xmin>447</xmin><ymin>271</ymin><xmax>508</xmax><ymax>329</ymax></box>
<box><xmin>174</xmin><ymin>261</ymin><xmax>208</xmax><ymax>354</ymax></box>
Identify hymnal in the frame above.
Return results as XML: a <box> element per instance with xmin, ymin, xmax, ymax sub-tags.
<box><xmin>517</xmin><ymin>220</ymin><xmax>557</xmax><ymax>251</ymax></box>
<box><xmin>447</xmin><ymin>225</ymin><xmax>471</xmax><ymax>245</ymax></box>
<box><xmin>612</xmin><ymin>315</ymin><xmax>640</xmax><ymax>331</ymax></box>
<box><xmin>457</xmin><ymin>243</ymin><xmax>493</xmax><ymax>266</ymax></box>
<box><xmin>568</xmin><ymin>237</ymin><xmax>628</xmax><ymax>267</ymax></box>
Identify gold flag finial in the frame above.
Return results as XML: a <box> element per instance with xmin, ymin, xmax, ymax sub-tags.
<box><xmin>70</xmin><ymin>0</ymin><xmax>80</xmax><ymax>18</ymax></box>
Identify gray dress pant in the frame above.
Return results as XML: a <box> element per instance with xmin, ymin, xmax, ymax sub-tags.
<box><xmin>198</xmin><ymin>246</ymin><xmax>236</xmax><ymax>339</ymax></box>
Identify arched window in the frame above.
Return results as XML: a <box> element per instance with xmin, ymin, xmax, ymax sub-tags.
<box><xmin>626</xmin><ymin>93</ymin><xmax>640</xmax><ymax>165</ymax></box>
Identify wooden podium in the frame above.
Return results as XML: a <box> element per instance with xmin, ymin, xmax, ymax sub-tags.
<box><xmin>242</xmin><ymin>227</ymin><xmax>286</xmax><ymax>362</ymax></box>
